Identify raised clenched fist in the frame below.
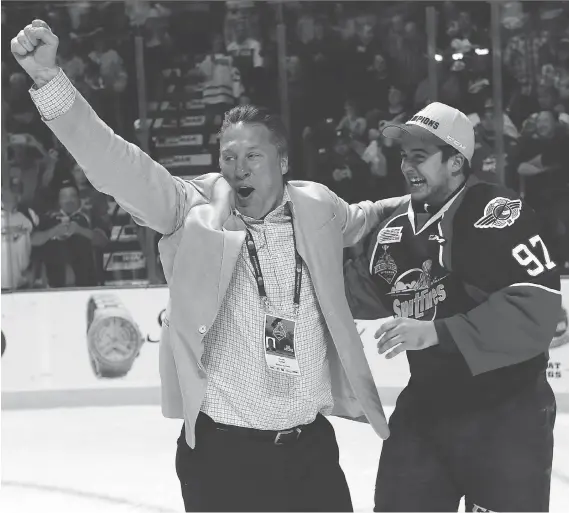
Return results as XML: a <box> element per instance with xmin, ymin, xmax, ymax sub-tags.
<box><xmin>11</xmin><ymin>19</ymin><xmax>60</xmax><ymax>87</ymax></box>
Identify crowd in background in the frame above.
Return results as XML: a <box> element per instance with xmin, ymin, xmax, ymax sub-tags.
<box><xmin>2</xmin><ymin>0</ymin><xmax>569</xmax><ymax>292</ymax></box>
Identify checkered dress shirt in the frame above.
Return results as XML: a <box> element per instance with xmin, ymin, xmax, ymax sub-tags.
<box><xmin>30</xmin><ymin>71</ymin><xmax>334</xmax><ymax>430</ymax></box>
<box><xmin>29</xmin><ymin>68</ymin><xmax>76</xmax><ymax>120</ymax></box>
<box><xmin>201</xmin><ymin>189</ymin><xmax>333</xmax><ymax>429</ymax></box>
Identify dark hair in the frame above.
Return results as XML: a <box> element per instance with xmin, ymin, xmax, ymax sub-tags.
<box><xmin>219</xmin><ymin>105</ymin><xmax>289</xmax><ymax>158</ymax></box>
<box><xmin>57</xmin><ymin>178</ymin><xmax>79</xmax><ymax>194</ymax></box>
<box><xmin>440</xmin><ymin>145</ymin><xmax>472</xmax><ymax>177</ymax></box>
<box><xmin>345</xmin><ymin>98</ymin><xmax>358</xmax><ymax>110</ymax></box>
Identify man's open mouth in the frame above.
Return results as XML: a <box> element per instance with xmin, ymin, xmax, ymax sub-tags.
<box><xmin>408</xmin><ymin>177</ymin><xmax>427</xmax><ymax>186</ymax></box>
<box><xmin>237</xmin><ymin>186</ymin><xmax>255</xmax><ymax>198</ymax></box>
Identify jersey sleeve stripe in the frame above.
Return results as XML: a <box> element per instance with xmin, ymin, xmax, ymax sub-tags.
<box><xmin>508</xmin><ymin>282</ymin><xmax>561</xmax><ymax>295</ymax></box>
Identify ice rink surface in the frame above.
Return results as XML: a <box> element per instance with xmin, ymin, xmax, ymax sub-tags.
<box><xmin>2</xmin><ymin>405</ymin><xmax>569</xmax><ymax>512</ymax></box>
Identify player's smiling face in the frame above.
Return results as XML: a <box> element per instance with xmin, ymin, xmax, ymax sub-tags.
<box><xmin>219</xmin><ymin>122</ymin><xmax>287</xmax><ymax>219</ymax></box>
<box><xmin>400</xmin><ymin>141</ymin><xmax>458</xmax><ymax>205</ymax></box>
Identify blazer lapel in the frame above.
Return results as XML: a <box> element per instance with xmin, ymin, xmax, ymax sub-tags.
<box><xmin>219</xmin><ymin>215</ymin><xmax>246</xmax><ymax>304</ymax></box>
<box><xmin>287</xmin><ymin>184</ymin><xmax>336</xmax><ymax>264</ymax></box>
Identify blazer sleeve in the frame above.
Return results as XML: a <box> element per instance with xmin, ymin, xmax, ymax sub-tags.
<box><xmin>330</xmin><ymin>191</ymin><xmax>410</xmax><ymax>248</ymax></box>
<box><xmin>41</xmin><ymin>88</ymin><xmax>198</xmax><ymax>235</ymax></box>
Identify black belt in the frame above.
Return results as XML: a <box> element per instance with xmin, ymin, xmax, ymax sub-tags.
<box><xmin>198</xmin><ymin>412</ymin><xmax>321</xmax><ymax>446</ymax></box>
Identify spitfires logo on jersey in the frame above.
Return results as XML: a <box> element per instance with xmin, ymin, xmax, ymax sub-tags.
<box><xmin>388</xmin><ymin>259</ymin><xmax>447</xmax><ymax>320</ymax></box>
<box><xmin>474</xmin><ymin>197</ymin><xmax>522</xmax><ymax>229</ymax></box>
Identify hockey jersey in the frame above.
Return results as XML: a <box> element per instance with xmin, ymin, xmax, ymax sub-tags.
<box><xmin>352</xmin><ymin>176</ymin><xmax>562</xmax><ymax>412</ymax></box>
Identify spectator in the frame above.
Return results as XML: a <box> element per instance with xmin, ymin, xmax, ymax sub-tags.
<box><xmin>510</xmin><ymin>80</ymin><xmax>563</xmax><ymax>128</ymax></box>
<box><xmin>1</xmin><ymin>178</ymin><xmax>39</xmax><ymax>290</ymax></box>
<box><xmin>414</xmin><ymin>60</ymin><xmax>445</xmax><ymax>110</ymax></box>
<box><xmin>5</xmin><ymin>72</ymin><xmax>38</xmax><ymax>133</ymax></box>
<box><xmin>517</xmin><ymin>110</ymin><xmax>569</xmax><ymax>267</ymax></box>
<box><xmin>388</xmin><ymin>84</ymin><xmax>410</xmax><ymax>120</ymax></box>
<box><xmin>541</xmin><ymin>33</ymin><xmax>569</xmax><ymax>113</ymax></box>
<box><xmin>558</xmin><ymin>72</ymin><xmax>569</xmax><ymax>114</ymax></box>
<box><xmin>503</xmin><ymin>12</ymin><xmax>554</xmax><ymax>98</ymax></box>
<box><xmin>468</xmin><ymin>93</ymin><xmax>520</xmax><ymax>140</ymax></box>
<box><xmin>343</xmin><ymin>16</ymin><xmax>381</xmax><ymax>97</ymax></box>
<box><xmin>383</xmin><ymin>13</ymin><xmax>405</xmax><ymax>66</ymax></box>
<box><xmin>360</xmin><ymin>53</ymin><xmax>392</xmax><ymax>123</ymax></box>
<box><xmin>7</xmin><ymin>138</ymin><xmax>52</xmax><ymax>212</ymax></box>
<box><xmin>376</xmin><ymin>86</ymin><xmax>412</xmax><ymax>198</ymax></box>
<box><xmin>362</xmin><ymin>128</ymin><xmax>390</xmax><ymax>200</ymax></box>
<box><xmin>296</xmin><ymin>15</ymin><xmax>345</xmax><ymax>122</ymax></box>
<box><xmin>194</xmin><ymin>34</ymin><xmax>244</xmax><ymax>108</ymax></box>
<box><xmin>70</xmin><ymin>162</ymin><xmax>112</xmax><ymax>283</ymax></box>
<box><xmin>383</xmin><ymin>15</ymin><xmax>427</xmax><ymax>93</ymax></box>
<box><xmin>143</xmin><ymin>5</ymin><xmax>173</xmax><ymax>101</ymax></box>
<box><xmin>88</xmin><ymin>29</ymin><xmax>128</xmax><ymax>134</ymax></box>
<box><xmin>56</xmin><ymin>35</ymin><xmax>88</xmax><ymax>96</ymax></box>
<box><xmin>537</xmin><ymin>81</ymin><xmax>562</xmax><ymax>112</ymax></box>
<box><xmin>89</xmin><ymin>31</ymin><xmax>128</xmax><ymax>94</ymax></box>
<box><xmin>226</xmin><ymin>16</ymin><xmax>263</xmax><ymax>100</ymax></box>
<box><xmin>33</xmin><ymin>179</ymin><xmax>110</xmax><ymax>288</ymax></box>
<box><xmin>470</xmin><ymin>97</ymin><xmax>519</xmax><ymax>185</ymax></box>
<box><xmin>66</xmin><ymin>1</ymin><xmax>91</xmax><ymax>34</ymax></box>
<box><xmin>70</xmin><ymin>162</ymin><xmax>111</xmax><ymax>222</ymax></box>
<box><xmin>336</xmin><ymin>99</ymin><xmax>367</xmax><ymax>154</ymax></box>
<box><xmin>144</xmin><ymin>4</ymin><xmax>173</xmax><ymax>51</ymax></box>
<box><xmin>320</xmin><ymin>135</ymin><xmax>370</xmax><ymax>203</ymax></box>
<box><xmin>124</xmin><ymin>0</ymin><xmax>153</xmax><ymax>29</ymax></box>
<box><xmin>31</xmin><ymin>147</ymin><xmax>62</xmax><ymax>214</ymax></box>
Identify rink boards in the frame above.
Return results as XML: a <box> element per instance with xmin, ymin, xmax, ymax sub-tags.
<box><xmin>2</xmin><ymin>278</ymin><xmax>569</xmax><ymax>410</ymax></box>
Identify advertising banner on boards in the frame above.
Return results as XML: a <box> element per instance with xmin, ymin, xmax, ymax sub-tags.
<box><xmin>1</xmin><ymin>287</ymin><xmax>168</xmax><ymax>392</ymax></box>
<box><xmin>1</xmin><ymin>279</ymin><xmax>568</xmax><ymax>402</ymax></box>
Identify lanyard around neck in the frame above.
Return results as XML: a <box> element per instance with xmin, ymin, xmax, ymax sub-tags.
<box><xmin>244</xmin><ymin>227</ymin><xmax>303</xmax><ymax>313</ymax></box>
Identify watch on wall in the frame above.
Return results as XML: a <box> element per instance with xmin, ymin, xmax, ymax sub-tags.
<box><xmin>86</xmin><ymin>294</ymin><xmax>143</xmax><ymax>378</ymax></box>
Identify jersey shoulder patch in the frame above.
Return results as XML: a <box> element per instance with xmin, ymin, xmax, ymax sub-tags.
<box><xmin>461</xmin><ymin>183</ymin><xmax>524</xmax><ymax>230</ymax></box>
<box><xmin>473</xmin><ymin>196</ymin><xmax>522</xmax><ymax>229</ymax></box>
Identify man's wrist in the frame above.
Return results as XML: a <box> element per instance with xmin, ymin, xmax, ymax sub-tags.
<box><xmin>434</xmin><ymin>320</ymin><xmax>460</xmax><ymax>353</ymax></box>
<box><xmin>32</xmin><ymin>67</ymin><xmax>61</xmax><ymax>88</ymax></box>
<box><xmin>426</xmin><ymin>321</ymin><xmax>440</xmax><ymax>348</ymax></box>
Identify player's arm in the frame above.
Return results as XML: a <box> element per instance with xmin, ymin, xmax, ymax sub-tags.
<box><xmin>11</xmin><ymin>21</ymin><xmax>198</xmax><ymax>236</ymax></box>
<box><xmin>435</xmin><ymin>188</ymin><xmax>561</xmax><ymax>376</ymax></box>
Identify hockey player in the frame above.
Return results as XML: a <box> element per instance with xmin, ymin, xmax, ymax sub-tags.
<box><xmin>358</xmin><ymin>102</ymin><xmax>561</xmax><ymax>512</ymax></box>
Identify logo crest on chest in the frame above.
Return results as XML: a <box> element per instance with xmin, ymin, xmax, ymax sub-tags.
<box><xmin>373</xmin><ymin>245</ymin><xmax>398</xmax><ymax>284</ymax></box>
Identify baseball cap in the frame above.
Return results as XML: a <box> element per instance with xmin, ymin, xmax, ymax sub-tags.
<box><xmin>381</xmin><ymin>102</ymin><xmax>475</xmax><ymax>164</ymax></box>
<box><xmin>57</xmin><ymin>179</ymin><xmax>79</xmax><ymax>194</ymax></box>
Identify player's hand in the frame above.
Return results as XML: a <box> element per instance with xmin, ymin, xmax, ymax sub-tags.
<box><xmin>354</xmin><ymin>318</ymin><xmax>392</xmax><ymax>337</ymax></box>
<box><xmin>11</xmin><ymin>20</ymin><xmax>60</xmax><ymax>86</ymax></box>
<box><xmin>375</xmin><ymin>317</ymin><xmax>439</xmax><ymax>359</ymax></box>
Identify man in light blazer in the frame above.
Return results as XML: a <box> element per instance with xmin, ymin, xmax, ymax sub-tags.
<box><xmin>12</xmin><ymin>20</ymin><xmax>407</xmax><ymax>512</ymax></box>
